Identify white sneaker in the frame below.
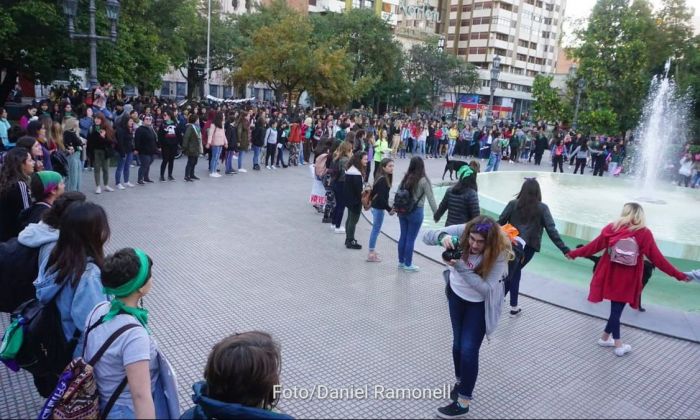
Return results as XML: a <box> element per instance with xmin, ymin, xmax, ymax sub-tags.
<box><xmin>117</xmin><ymin>183</ymin><xmax>125</xmax><ymax>190</ymax></box>
<box><xmin>238</xmin><ymin>168</ymin><xmax>247</xmax><ymax>173</ymax></box>
<box><xmin>209</xmin><ymin>172</ymin><xmax>222</xmax><ymax>178</ymax></box>
<box><xmin>614</xmin><ymin>344</ymin><xmax>632</xmax><ymax>356</ymax></box>
<box><xmin>104</xmin><ymin>185</ymin><xmax>114</xmax><ymax>192</ymax></box>
<box><xmin>597</xmin><ymin>337</ymin><xmax>615</xmax><ymax>347</ymax></box>
<box><xmin>334</xmin><ymin>227</ymin><xmax>346</xmax><ymax>234</ymax></box>
<box><xmin>266</xmin><ymin>165</ymin><xmax>271</xmax><ymax>170</ymax></box>
<box><xmin>271</xmin><ymin>165</ymin><xmax>277</xmax><ymax>169</ymax></box>
<box><xmin>125</xmin><ymin>182</ymin><xmax>135</xmax><ymax>187</ymax></box>
<box><xmin>95</xmin><ymin>186</ymin><xmax>102</xmax><ymax>194</ymax></box>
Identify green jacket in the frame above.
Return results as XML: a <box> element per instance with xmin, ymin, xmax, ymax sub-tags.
<box><xmin>182</xmin><ymin>124</ymin><xmax>203</xmax><ymax>157</ymax></box>
<box><xmin>237</xmin><ymin>121</ymin><xmax>250</xmax><ymax>150</ymax></box>
<box><xmin>374</xmin><ymin>139</ymin><xmax>388</xmax><ymax>162</ymax></box>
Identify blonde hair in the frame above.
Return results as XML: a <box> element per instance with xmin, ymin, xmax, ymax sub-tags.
<box><xmin>612</xmin><ymin>202</ymin><xmax>646</xmax><ymax>231</ymax></box>
<box><xmin>63</xmin><ymin>117</ymin><xmax>79</xmax><ymax>133</ymax></box>
<box><xmin>51</xmin><ymin>121</ymin><xmax>65</xmax><ymax>151</ymax></box>
<box><xmin>333</xmin><ymin>141</ymin><xmax>353</xmax><ymax>160</ymax></box>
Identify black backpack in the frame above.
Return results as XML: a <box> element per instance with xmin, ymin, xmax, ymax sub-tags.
<box><xmin>50</xmin><ymin>150</ymin><xmax>70</xmax><ymax>176</ymax></box>
<box><xmin>0</xmin><ymin>238</ymin><xmax>40</xmax><ymax>313</ymax></box>
<box><xmin>8</xmin><ymin>282</ymin><xmax>80</xmax><ymax>397</ymax></box>
<box><xmin>393</xmin><ymin>182</ymin><xmax>422</xmax><ymax>215</ymax></box>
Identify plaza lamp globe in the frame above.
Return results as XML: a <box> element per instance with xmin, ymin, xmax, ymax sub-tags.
<box><xmin>62</xmin><ymin>0</ymin><xmax>78</xmax><ymax>18</ymax></box>
<box><xmin>106</xmin><ymin>0</ymin><xmax>121</xmax><ymax>21</ymax></box>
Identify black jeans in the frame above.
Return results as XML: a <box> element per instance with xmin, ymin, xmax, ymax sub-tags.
<box><xmin>138</xmin><ymin>154</ymin><xmax>154</xmax><ymax>181</ymax></box>
<box><xmin>593</xmin><ymin>156</ymin><xmax>605</xmax><ymax>176</ymax></box>
<box><xmin>574</xmin><ymin>158</ymin><xmax>587</xmax><ymax>174</ymax></box>
<box><xmin>185</xmin><ymin>155</ymin><xmax>198</xmax><ymax>179</ymax></box>
<box><xmin>332</xmin><ymin>181</ymin><xmax>346</xmax><ymax>228</ymax></box>
<box><xmin>552</xmin><ymin>155</ymin><xmax>564</xmax><ymax>172</ymax></box>
<box><xmin>265</xmin><ymin>143</ymin><xmax>276</xmax><ymax>166</ymax></box>
<box><xmin>534</xmin><ymin>152</ymin><xmax>544</xmax><ymax>165</ymax></box>
<box><xmin>345</xmin><ymin>205</ymin><xmax>361</xmax><ymax>242</ymax></box>
<box><xmin>604</xmin><ymin>301</ymin><xmax>626</xmax><ymax>339</ymax></box>
<box><xmin>160</xmin><ymin>143</ymin><xmax>177</xmax><ymax>178</ymax></box>
<box><xmin>504</xmin><ymin>245</ymin><xmax>536</xmax><ymax>307</ymax></box>
<box><xmin>276</xmin><ymin>145</ymin><xmax>287</xmax><ymax>166</ymax></box>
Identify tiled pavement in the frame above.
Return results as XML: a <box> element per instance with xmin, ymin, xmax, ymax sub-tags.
<box><xmin>2</xmin><ymin>155</ymin><xmax>699</xmax><ymax>419</ymax></box>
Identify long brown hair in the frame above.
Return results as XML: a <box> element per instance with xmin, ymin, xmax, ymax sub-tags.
<box><xmin>459</xmin><ymin>215</ymin><xmax>513</xmax><ymax>277</ymax></box>
<box><xmin>400</xmin><ymin>156</ymin><xmax>427</xmax><ymax>191</ymax></box>
<box><xmin>204</xmin><ymin>331</ymin><xmax>281</xmax><ymax>409</ymax></box>
<box><xmin>376</xmin><ymin>158</ymin><xmax>393</xmax><ymax>188</ymax></box>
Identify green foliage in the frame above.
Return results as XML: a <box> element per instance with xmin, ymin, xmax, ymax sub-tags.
<box><xmin>444</xmin><ymin>56</ymin><xmax>480</xmax><ymax>117</ymax></box>
<box><xmin>532</xmin><ymin>75</ymin><xmax>563</xmax><ymax>124</ymax></box>
<box><xmin>578</xmin><ymin>108</ymin><xmax>618</xmax><ymax>134</ymax></box>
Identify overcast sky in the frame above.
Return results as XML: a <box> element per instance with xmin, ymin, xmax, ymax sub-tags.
<box><xmin>562</xmin><ymin>0</ymin><xmax>699</xmax><ymax>46</ymax></box>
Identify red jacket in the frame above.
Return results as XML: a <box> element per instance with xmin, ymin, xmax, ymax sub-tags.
<box><xmin>289</xmin><ymin>123</ymin><xmax>302</xmax><ymax>143</ymax></box>
<box><xmin>568</xmin><ymin>224</ymin><xmax>687</xmax><ymax>309</ymax></box>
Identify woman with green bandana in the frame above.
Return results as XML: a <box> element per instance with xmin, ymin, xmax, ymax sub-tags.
<box><xmin>433</xmin><ymin>165</ymin><xmax>480</xmax><ymax>227</ymax></box>
<box><xmin>83</xmin><ymin>248</ymin><xmax>179</xmax><ymax>419</ymax></box>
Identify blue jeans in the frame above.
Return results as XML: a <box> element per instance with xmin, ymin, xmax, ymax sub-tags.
<box><xmin>299</xmin><ymin>141</ymin><xmax>306</xmax><ymax>164</ymax></box>
<box><xmin>253</xmin><ymin>145</ymin><xmax>261</xmax><ymax>166</ymax></box>
<box><xmin>369</xmin><ymin>207</ymin><xmax>385</xmax><ymax>251</ymax></box>
<box><xmin>448</xmin><ymin>140</ymin><xmax>456</xmax><ymax>156</ymax></box>
<box><xmin>446</xmin><ymin>285</ymin><xmax>486</xmax><ymax>400</ymax></box>
<box><xmin>486</xmin><ymin>152</ymin><xmax>501</xmax><ymax>172</ymax></box>
<box><xmin>209</xmin><ymin>146</ymin><xmax>222</xmax><ymax>173</ymax></box>
<box><xmin>397</xmin><ymin>206</ymin><xmax>423</xmax><ymax>267</ymax></box>
<box><xmin>238</xmin><ymin>150</ymin><xmax>246</xmax><ymax>169</ymax></box>
<box><xmin>115</xmin><ymin>152</ymin><xmax>133</xmax><ymax>184</ymax></box>
<box><xmin>604</xmin><ymin>301</ymin><xmax>626</xmax><ymax>339</ymax></box>
<box><xmin>225</xmin><ymin>150</ymin><xmax>235</xmax><ymax>172</ymax></box>
<box><xmin>692</xmin><ymin>172</ymin><xmax>700</xmax><ymax>188</ymax></box>
<box><xmin>416</xmin><ymin>140</ymin><xmax>426</xmax><ymax>156</ymax></box>
<box><xmin>66</xmin><ymin>151</ymin><xmax>82</xmax><ymax>192</ymax></box>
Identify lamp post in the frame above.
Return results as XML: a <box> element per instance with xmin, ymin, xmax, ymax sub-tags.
<box><xmin>204</xmin><ymin>0</ymin><xmax>212</xmax><ymax>99</ymax></box>
<box><xmin>62</xmin><ymin>0</ymin><xmax>120</xmax><ymax>89</ymax></box>
<box><xmin>486</xmin><ymin>54</ymin><xmax>501</xmax><ymax>128</ymax></box>
<box><xmin>435</xmin><ymin>36</ymin><xmax>446</xmax><ymax>115</ymax></box>
<box><xmin>568</xmin><ymin>64</ymin><xmax>586</xmax><ymax>131</ymax></box>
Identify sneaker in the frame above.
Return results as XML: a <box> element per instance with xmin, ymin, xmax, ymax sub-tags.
<box><xmin>366</xmin><ymin>252</ymin><xmax>381</xmax><ymax>262</ymax></box>
<box><xmin>346</xmin><ymin>240</ymin><xmax>362</xmax><ymax>250</ymax></box>
<box><xmin>509</xmin><ymin>308</ymin><xmax>522</xmax><ymax>317</ymax></box>
<box><xmin>137</xmin><ymin>180</ymin><xmax>145</xmax><ymax>185</ymax></box>
<box><xmin>402</xmin><ymin>265</ymin><xmax>420</xmax><ymax>272</ymax></box>
<box><xmin>322</xmin><ymin>217</ymin><xmax>332</xmax><ymax>223</ymax></box>
<box><xmin>191</xmin><ymin>175</ymin><xmax>200</xmax><ymax>180</ymax></box>
<box><xmin>614</xmin><ymin>344</ymin><xmax>632</xmax><ymax>356</ymax></box>
<box><xmin>125</xmin><ymin>182</ymin><xmax>135</xmax><ymax>187</ymax></box>
<box><xmin>597</xmin><ymin>337</ymin><xmax>616</xmax><ymax>347</ymax></box>
<box><xmin>159</xmin><ymin>176</ymin><xmax>166</xmax><ymax>182</ymax></box>
<box><xmin>398</xmin><ymin>263</ymin><xmax>405</xmax><ymax>269</ymax></box>
<box><xmin>104</xmin><ymin>185</ymin><xmax>114</xmax><ymax>192</ymax></box>
<box><xmin>238</xmin><ymin>168</ymin><xmax>247</xmax><ymax>173</ymax></box>
<box><xmin>334</xmin><ymin>227</ymin><xmax>346</xmax><ymax>234</ymax></box>
<box><xmin>271</xmin><ymin>165</ymin><xmax>277</xmax><ymax>169</ymax></box>
<box><xmin>116</xmin><ymin>183</ymin><xmax>125</xmax><ymax>190</ymax></box>
<box><xmin>225</xmin><ymin>170</ymin><xmax>237</xmax><ymax>175</ymax></box>
<box><xmin>266</xmin><ymin>165</ymin><xmax>271</xmax><ymax>170</ymax></box>
<box><xmin>209</xmin><ymin>172</ymin><xmax>222</xmax><ymax>178</ymax></box>
<box><xmin>95</xmin><ymin>186</ymin><xmax>102</xmax><ymax>194</ymax></box>
<box><xmin>168</xmin><ymin>176</ymin><xmax>176</xmax><ymax>181</ymax></box>
<box><xmin>436</xmin><ymin>401</ymin><xmax>469</xmax><ymax>419</ymax></box>
<box><xmin>144</xmin><ymin>179</ymin><xmax>154</xmax><ymax>183</ymax></box>
<box><xmin>184</xmin><ymin>177</ymin><xmax>193</xmax><ymax>182</ymax></box>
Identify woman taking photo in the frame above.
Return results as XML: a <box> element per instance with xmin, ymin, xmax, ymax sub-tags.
<box><xmin>0</xmin><ymin>147</ymin><xmax>34</xmax><ymax>241</ymax></box>
<box><xmin>62</xmin><ymin>118</ymin><xmax>84</xmax><ymax>192</ymax></box>
<box><xmin>367</xmin><ymin>158</ymin><xmax>395</xmax><ymax>262</ymax></box>
<box><xmin>343</xmin><ymin>151</ymin><xmax>368</xmax><ymax>250</ymax></box>
<box><xmin>397</xmin><ymin>156</ymin><xmax>437</xmax><ymax>272</ymax></box>
<box><xmin>32</xmin><ymin>201</ymin><xmax>110</xmax><ymax>395</ymax></box>
<box><xmin>497</xmin><ymin>178</ymin><xmax>569</xmax><ymax>316</ymax></box>
<box><xmin>566</xmin><ymin>203</ymin><xmax>690</xmax><ymax>356</ymax></box>
<box><xmin>434</xmin><ymin>165</ymin><xmax>479</xmax><ymax>227</ymax></box>
<box><xmin>87</xmin><ymin>112</ymin><xmax>114</xmax><ymax>194</ymax></box>
<box><xmin>83</xmin><ymin>248</ymin><xmax>179</xmax><ymax>419</ymax></box>
<box><xmin>423</xmin><ymin>216</ymin><xmax>512</xmax><ymax>419</ymax></box>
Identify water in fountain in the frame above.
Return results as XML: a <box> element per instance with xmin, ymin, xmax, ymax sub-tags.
<box><xmin>633</xmin><ymin>59</ymin><xmax>693</xmax><ymax>202</ymax></box>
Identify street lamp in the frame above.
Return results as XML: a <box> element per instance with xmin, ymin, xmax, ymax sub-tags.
<box><xmin>437</xmin><ymin>36</ymin><xmax>445</xmax><ymax>53</ymax></box>
<box><xmin>486</xmin><ymin>55</ymin><xmax>501</xmax><ymax>128</ymax></box>
<box><xmin>62</xmin><ymin>0</ymin><xmax>120</xmax><ymax>88</ymax></box>
<box><xmin>569</xmin><ymin>64</ymin><xmax>586</xmax><ymax>131</ymax></box>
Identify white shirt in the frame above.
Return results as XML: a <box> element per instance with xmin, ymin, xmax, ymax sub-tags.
<box><xmin>449</xmin><ymin>253</ymin><xmax>485</xmax><ymax>302</ymax></box>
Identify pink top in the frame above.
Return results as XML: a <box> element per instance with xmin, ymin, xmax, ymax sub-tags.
<box><xmin>207</xmin><ymin>125</ymin><xmax>227</xmax><ymax>147</ymax></box>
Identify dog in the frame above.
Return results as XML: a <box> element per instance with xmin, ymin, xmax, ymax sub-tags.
<box><xmin>442</xmin><ymin>155</ymin><xmax>469</xmax><ymax>180</ymax></box>
<box><xmin>576</xmin><ymin>244</ymin><xmax>655</xmax><ymax>312</ymax></box>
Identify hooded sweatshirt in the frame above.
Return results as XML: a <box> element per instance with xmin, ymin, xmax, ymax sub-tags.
<box><xmin>33</xmin><ymin>258</ymin><xmax>108</xmax><ymax>356</ymax></box>
<box><xmin>180</xmin><ymin>382</ymin><xmax>293</xmax><ymax>420</ymax></box>
<box><xmin>18</xmin><ymin>221</ymin><xmax>59</xmax><ymax>280</ymax></box>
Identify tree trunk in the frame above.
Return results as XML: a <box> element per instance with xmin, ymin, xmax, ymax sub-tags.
<box><xmin>0</xmin><ymin>61</ymin><xmax>18</xmax><ymax>108</ymax></box>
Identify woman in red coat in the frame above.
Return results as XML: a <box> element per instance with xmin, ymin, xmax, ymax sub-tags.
<box><xmin>567</xmin><ymin>202</ymin><xmax>689</xmax><ymax>356</ymax></box>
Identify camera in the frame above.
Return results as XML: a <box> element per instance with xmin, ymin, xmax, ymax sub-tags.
<box><xmin>442</xmin><ymin>248</ymin><xmax>463</xmax><ymax>262</ymax></box>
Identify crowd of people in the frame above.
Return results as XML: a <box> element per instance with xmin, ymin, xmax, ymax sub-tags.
<box><xmin>1</xmin><ymin>88</ymin><xmax>699</xmax><ymax>420</ymax></box>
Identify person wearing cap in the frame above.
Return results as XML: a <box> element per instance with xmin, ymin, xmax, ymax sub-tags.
<box><xmin>17</xmin><ymin>171</ymin><xmax>65</xmax><ymax>230</ymax></box>
<box><xmin>434</xmin><ymin>165</ymin><xmax>480</xmax><ymax>227</ymax></box>
<box><xmin>83</xmin><ymin>248</ymin><xmax>179</xmax><ymax>419</ymax></box>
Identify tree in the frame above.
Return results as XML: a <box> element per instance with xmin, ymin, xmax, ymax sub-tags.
<box><xmin>444</xmin><ymin>57</ymin><xmax>480</xmax><ymax>118</ymax></box>
<box><xmin>532</xmin><ymin>75</ymin><xmax>563</xmax><ymax>124</ymax></box>
<box><xmin>404</xmin><ymin>42</ymin><xmax>456</xmax><ymax>111</ymax></box>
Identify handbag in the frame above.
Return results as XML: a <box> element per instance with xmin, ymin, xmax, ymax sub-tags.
<box><xmin>361</xmin><ymin>187</ymin><xmax>374</xmax><ymax>211</ymax></box>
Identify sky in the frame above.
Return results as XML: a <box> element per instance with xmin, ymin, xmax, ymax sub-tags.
<box><xmin>562</xmin><ymin>0</ymin><xmax>700</xmax><ymax>46</ymax></box>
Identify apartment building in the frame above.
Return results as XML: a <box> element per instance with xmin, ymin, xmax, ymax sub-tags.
<box><xmin>440</xmin><ymin>0</ymin><xmax>566</xmax><ymax>118</ymax></box>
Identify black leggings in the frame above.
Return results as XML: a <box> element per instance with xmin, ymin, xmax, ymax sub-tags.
<box><xmin>185</xmin><ymin>155</ymin><xmax>198</xmax><ymax>178</ymax></box>
<box><xmin>552</xmin><ymin>155</ymin><xmax>564</xmax><ymax>172</ymax></box>
<box><xmin>160</xmin><ymin>143</ymin><xmax>177</xmax><ymax>178</ymax></box>
<box><xmin>265</xmin><ymin>144</ymin><xmax>276</xmax><ymax>166</ymax></box>
<box><xmin>574</xmin><ymin>158</ymin><xmax>586</xmax><ymax>174</ymax></box>
<box><xmin>604</xmin><ymin>301</ymin><xmax>626</xmax><ymax>339</ymax></box>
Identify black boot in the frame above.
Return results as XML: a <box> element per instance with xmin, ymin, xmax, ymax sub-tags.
<box><xmin>345</xmin><ymin>239</ymin><xmax>362</xmax><ymax>250</ymax></box>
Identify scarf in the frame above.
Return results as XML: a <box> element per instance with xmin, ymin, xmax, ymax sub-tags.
<box><xmin>103</xmin><ymin>248</ymin><xmax>151</xmax><ymax>331</ymax></box>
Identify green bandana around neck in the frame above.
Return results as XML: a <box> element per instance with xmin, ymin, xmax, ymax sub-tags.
<box><xmin>103</xmin><ymin>248</ymin><xmax>151</xmax><ymax>331</ymax></box>
<box><xmin>457</xmin><ymin>165</ymin><xmax>474</xmax><ymax>180</ymax></box>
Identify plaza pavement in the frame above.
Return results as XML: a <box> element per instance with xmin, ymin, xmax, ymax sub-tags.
<box><xmin>1</xmin><ymin>153</ymin><xmax>699</xmax><ymax>419</ymax></box>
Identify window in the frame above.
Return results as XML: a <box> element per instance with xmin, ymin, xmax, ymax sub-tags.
<box><xmin>496</xmin><ymin>32</ymin><xmax>509</xmax><ymax>41</ymax></box>
<box><xmin>461</xmin><ymin>19</ymin><xmax>470</xmax><ymax>26</ymax></box>
<box><xmin>542</xmin><ymin>31</ymin><xmax>550</xmax><ymax>38</ymax></box>
<box><xmin>450</xmin><ymin>5</ymin><xmax>458</xmax><ymax>11</ymax></box>
<box><xmin>517</xmin><ymin>53</ymin><xmax>527</xmax><ymax>61</ymax></box>
<box><xmin>513</xmin><ymin>6</ymin><xmax>518</xmax><ymax>12</ymax></box>
<box><xmin>551</xmin><ymin>32</ymin><xmax>556</xmax><ymax>39</ymax></box>
<box><xmin>518</xmin><ymin>39</ymin><xmax>529</xmax><ymax>48</ymax></box>
<box><xmin>209</xmin><ymin>84</ymin><xmax>220</xmax><ymax>97</ymax></box>
<box><xmin>459</xmin><ymin>33</ymin><xmax>469</xmax><ymax>40</ymax></box>
<box><xmin>449</xmin><ymin>19</ymin><xmax>457</xmax><ymax>26</ymax></box>
<box><xmin>472</xmin><ymin>17</ymin><xmax>491</xmax><ymax>25</ymax></box>
<box><xmin>223</xmin><ymin>86</ymin><xmax>232</xmax><ymax>99</ymax></box>
<box><xmin>494</xmin><ymin>47</ymin><xmax>507</xmax><ymax>56</ymax></box>
<box><xmin>543</xmin><ymin>17</ymin><xmax>552</xmax><ymax>25</ymax></box>
<box><xmin>513</xmin><ymin>67</ymin><xmax>524</xmax><ymax>75</ymax></box>
<box><xmin>527</xmin><ymin>56</ymin><xmax>535</xmax><ymax>63</ymax></box>
<box><xmin>176</xmin><ymin>82</ymin><xmax>186</xmax><ymax>98</ymax></box>
<box><xmin>530</xmin><ymin>42</ymin><xmax>537</xmax><ymax>49</ymax></box>
<box><xmin>308</xmin><ymin>0</ymin><xmax>316</xmax><ymax>5</ymax></box>
<box><xmin>535</xmin><ymin>0</ymin><xmax>543</xmax><ymax>7</ymax></box>
<box><xmin>527</xmin><ymin>70</ymin><xmax>538</xmax><ymax>77</ymax></box>
<box><xmin>469</xmin><ymin>47</ymin><xmax>488</xmax><ymax>54</ymax></box>
<box><xmin>535</xmin><ymin>57</ymin><xmax>544</xmax><ymax>65</ymax></box>
<box><xmin>500</xmin><ymin>2</ymin><xmax>512</xmax><ymax>11</ymax></box>
<box><xmin>524</xmin><ymin>0</ymin><xmax>534</xmax><ymax>5</ymax></box>
<box><xmin>546</xmin><ymin>59</ymin><xmax>552</xmax><ymax>65</ymax></box>
<box><xmin>556</xmin><ymin>5</ymin><xmax>560</xmax><ymax>11</ymax></box>
<box><xmin>448</xmin><ymin>33</ymin><xmax>456</xmax><ymax>40</ymax></box>
<box><xmin>161</xmin><ymin>81</ymin><xmax>171</xmax><ymax>96</ymax></box>
<box><xmin>549</xmin><ymin>45</ymin><xmax>555</xmax><ymax>52</ymax></box>
<box><xmin>545</xmin><ymin>3</ymin><xmax>554</xmax><ymax>11</ymax></box>
<box><xmin>463</xmin><ymin>4</ymin><xmax>472</xmax><ymax>12</ymax></box>
<box><xmin>458</xmin><ymin>48</ymin><xmax>468</xmax><ymax>55</ymax></box>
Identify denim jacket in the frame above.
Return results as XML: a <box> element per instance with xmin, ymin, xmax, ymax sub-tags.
<box><xmin>34</xmin><ymin>260</ymin><xmax>108</xmax><ymax>356</ymax></box>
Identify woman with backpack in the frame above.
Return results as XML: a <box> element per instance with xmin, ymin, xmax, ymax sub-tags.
<box><xmin>330</xmin><ymin>141</ymin><xmax>353</xmax><ymax>234</ymax></box>
<box><xmin>0</xmin><ymin>147</ymin><xmax>34</xmax><ymax>241</ymax></box>
<box><xmin>396</xmin><ymin>156</ymin><xmax>437</xmax><ymax>272</ymax></box>
<box><xmin>433</xmin><ymin>165</ymin><xmax>479</xmax><ymax>227</ymax></box>
<box><xmin>497</xmin><ymin>178</ymin><xmax>570</xmax><ymax>317</ymax></box>
<box><xmin>367</xmin><ymin>158</ymin><xmax>395</xmax><ymax>262</ymax></box>
<box><xmin>343</xmin><ymin>151</ymin><xmax>367</xmax><ymax>250</ymax></box>
<box><xmin>566</xmin><ymin>203</ymin><xmax>690</xmax><ymax>357</ymax></box>
<box><xmin>422</xmin><ymin>216</ymin><xmax>513</xmax><ymax>419</ymax></box>
<box><xmin>32</xmin><ymin>201</ymin><xmax>110</xmax><ymax>395</ymax></box>
<box><xmin>82</xmin><ymin>248</ymin><xmax>179</xmax><ymax>419</ymax></box>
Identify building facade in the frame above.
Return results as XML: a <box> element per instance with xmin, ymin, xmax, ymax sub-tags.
<box><xmin>440</xmin><ymin>0</ymin><xmax>566</xmax><ymax>119</ymax></box>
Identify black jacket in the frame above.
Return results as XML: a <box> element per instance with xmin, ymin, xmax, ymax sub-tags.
<box><xmin>62</xmin><ymin>130</ymin><xmax>82</xmax><ymax>151</ymax></box>
<box><xmin>134</xmin><ymin>125</ymin><xmax>158</xmax><ymax>155</ymax></box>
<box><xmin>498</xmin><ymin>200</ymin><xmax>570</xmax><ymax>253</ymax></box>
<box><xmin>0</xmin><ymin>181</ymin><xmax>30</xmax><ymax>242</ymax></box>
<box><xmin>115</xmin><ymin>126</ymin><xmax>134</xmax><ymax>155</ymax></box>
<box><xmin>434</xmin><ymin>186</ymin><xmax>480</xmax><ymax>227</ymax></box>
<box><xmin>343</xmin><ymin>166</ymin><xmax>364</xmax><ymax>211</ymax></box>
<box><xmin>371</xmin><ymin>176</ymin><xmax>392</xmax><ymax>212</ymax></box>
<box><xmin>251</xmin><ymin>124</ymin><xmax>266</xmax><ymax>147</ymax></box>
